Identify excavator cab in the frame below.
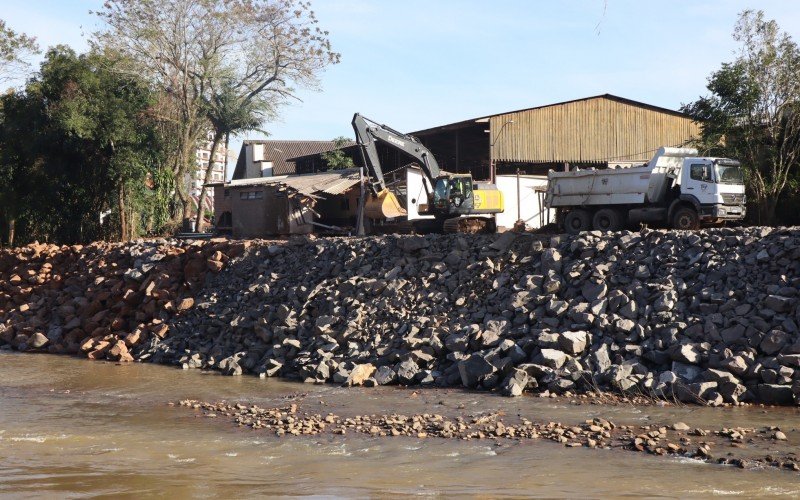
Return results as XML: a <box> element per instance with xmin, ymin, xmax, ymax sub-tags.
<box><xmin>433</xmin><ymin>175</ymin><xmax>474</xmax><ymax>214</ymax></box>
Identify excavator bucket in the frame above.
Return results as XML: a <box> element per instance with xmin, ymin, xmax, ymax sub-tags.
<box><xmin>365</xmin><ymin>189</ymin><xmax>407</xmax><ymax>219</ymax></box>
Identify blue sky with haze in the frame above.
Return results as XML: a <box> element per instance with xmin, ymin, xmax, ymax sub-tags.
<box><xmin>3</xmin><ymin>0</ymin><xmax>800</xmax><ymax>169</ymax></box>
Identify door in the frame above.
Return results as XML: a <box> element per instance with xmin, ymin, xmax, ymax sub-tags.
<box><xmin>684</xmin><ymin>161</ymin><xmax>716</xmax><ymax>203</ymax></box>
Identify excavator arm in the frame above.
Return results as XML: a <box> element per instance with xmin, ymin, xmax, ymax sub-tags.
<box><xmin>352</xmin><ymin>113</ymin><xmax>441</xmax><ymax>195</ymax></box>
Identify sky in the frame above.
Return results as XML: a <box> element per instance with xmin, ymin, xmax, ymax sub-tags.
<box><xmin>3</xmin><ymin>0</ymin><xmax>800</xmax><ymax>172</ymax></box>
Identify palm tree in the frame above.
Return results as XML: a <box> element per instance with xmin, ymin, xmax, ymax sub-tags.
<box><xmin>194</xmin><ymin>82</ymin><xmax>266</xmax><ymax>233</ymax></box>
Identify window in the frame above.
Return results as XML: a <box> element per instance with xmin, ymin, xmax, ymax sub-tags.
<box><xmin>690</xmin><ymin>164</ymin><xmax>712</xmax><ymax>182</ymax></box>
<box><xmin>239</xmin><ymin>190</ymin><xmax>263</xmax><ymax>200</ymax></box>
<box><xmin>341</xmin><ymin>199</ymin><xmax>350</xmax><ymax>210</ymax></box>
<box><xmin>433</xmin><ymin>179</ymin><xmax>449</xmax><ymax>207</ymax></box>
<box><xmin>716</xmin><ymin>164</ymin><xmax>744</xmax><ymax>184</ymax></box>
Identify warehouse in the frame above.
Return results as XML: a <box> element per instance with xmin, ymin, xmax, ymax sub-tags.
<box><xmin>394</xmin><ymin>94</ymin><xmax>699</xmax><ymax>230</ymax></box>
<box><xmin>410</xmin><ymin>93</ymin><xmax>701</xmax><ymax>179</ymax></box>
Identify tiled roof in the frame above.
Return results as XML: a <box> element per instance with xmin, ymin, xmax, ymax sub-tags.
<box><xmin>232</xmin><ymin>140</ymin><xmax>355</xmax><ymax>179</ymax></box>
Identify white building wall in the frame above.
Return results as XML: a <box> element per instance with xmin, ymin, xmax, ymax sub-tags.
<box><xmin>495</xmin><ymin>175</ymin><xmax>554</xmax><ymax>230</ymax></box>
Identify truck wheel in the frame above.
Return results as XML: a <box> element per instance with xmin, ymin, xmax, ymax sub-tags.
<box><xmin>564</xmin><ymin>209</ymin><xmax>591</xmax><ymax>234</ymax></box>
<box><xmin>593</xmin><ymin>208</ymin><xmax>623</xmax><ymax>232</ymax></box>
<box><xmin>672</xmin><ymin>207</ymin><xmax>699</xmax><ymax>230</ymax></box>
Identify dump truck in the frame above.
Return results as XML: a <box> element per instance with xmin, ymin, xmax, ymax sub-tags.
<box><xmin>352</xmin><ymin>113</ymin><xmax>504</xmax><ymax>233</ymax></box>
<box><xmin>545</xmin><ymin>147</ymin><xmax>747</xmax><ymax>234</ymax></box>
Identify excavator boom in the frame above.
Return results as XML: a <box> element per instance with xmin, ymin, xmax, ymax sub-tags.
<box><xmin>352</xmin><ymin>113</ymin><xmax>441</xmax><ymax>192</ymax></box>
<box><xmin>351</xmin><ymin>112</ymin><xmax>503</xmax><ymax>231</ymax></box>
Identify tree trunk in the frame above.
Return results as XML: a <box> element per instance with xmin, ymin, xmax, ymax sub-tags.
<box><xmin>763</xmin><ymin>195</ymin><xmax>778</xmax><ymax>226</ymax></box>
<box><xmin>173</xmin><ymin>129</ymin><xmax>198</xmax><ymax>228</ymax></box>
<box><xmin>194</xmin><ymin>131</ymin><xmax>223</xmax><ymax>233</ymax></box>
<box><xmin>8</xmin><ymin>217</ymin><xmax>15</xmax><ymax>248</ymax></box>
<box><xmin>118</xmin><ymin>180</ymin><xmax>128</xmax><ymax>241</ymax></box>
<box><xmin>176</xmin><ymin>150</ymin><xmax>194</xmax><ymax>229</ymax></box>
<box><xmin>223</xmin><ymin>132</ymin><xmax>230</xmax><ymax>182</ymax></box>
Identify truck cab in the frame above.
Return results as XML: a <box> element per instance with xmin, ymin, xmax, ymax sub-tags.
<box><xmin>674</xmin><ymin>158</ymin><xmax>746</xmax><ymax>224</ymax></box>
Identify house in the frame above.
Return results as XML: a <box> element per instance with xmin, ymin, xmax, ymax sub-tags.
<box><xmin>210</xmin><ymin>169</ymin><xmax>361</xmax><ymax>238</ymax></box>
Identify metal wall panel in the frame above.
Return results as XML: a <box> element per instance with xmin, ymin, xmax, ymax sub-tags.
<box><xmin>489</xmin><ymin>96</ymin><xmax>700</xmax><ymax>164</ymax></box>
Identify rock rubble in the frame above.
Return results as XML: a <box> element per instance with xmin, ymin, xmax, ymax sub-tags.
<box><xmin>0</xmin><ymin>238</ymin><xmax>247</xmax><ymax>361</ymax></box>
<box><xmin>3</xmin><ymin>226</ymin><xmax>800</xmax><ymax>405</ymax></box>
<box><xmin>177</xmin><ymin>399</ymin><xmax>800</xmax><ymax>473</ymax></box>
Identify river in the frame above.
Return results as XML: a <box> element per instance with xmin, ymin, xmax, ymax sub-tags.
<box><xmin>1</xmin><ymin>351</ymin><xmax>799</xmax><ymax>497</ymax></box>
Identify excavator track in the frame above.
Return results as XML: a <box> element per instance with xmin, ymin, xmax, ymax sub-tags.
<box><xmin>442</xmin><ymin>217</ymin><xmax>494</xmax><ymax>234</ymax></box>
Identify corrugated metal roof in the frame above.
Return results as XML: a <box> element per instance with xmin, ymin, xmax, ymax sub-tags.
<box><xmin>232</xmin><ymin>140</ymin><xmax>356</xmax><ymax>179</ymax></box>
<box><xmin>227</xmin><ymin>169</ymin><xmax>360</xmax><ymax>197</ymax></box>
<box><xmin>412</xmin><ymin>94</ymin><xmax>693</xmax><ymax>136</ymax></box>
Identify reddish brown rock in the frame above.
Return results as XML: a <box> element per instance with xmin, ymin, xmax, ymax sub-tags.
<box><xmin>80</xmin><ymin>337</ymin><xmax>97</xmax><ymax>352</ymax></box>
<box><xmin>206</xmin><ymin>258</ymin><xmax>224</xmax><ymax>273</ymax></box>
<box><xmin>151</xmin><ymin>323</ymin><xmax>169</xmax><ymax>339</ymax></box>
<box><xmin>124</xmin><ymin>328</ymin><xmax>144</xmax><ymax>347</ymax></box>
<box><xmin>87</xmin><ymin>341</ymin><xmax>111</xmax><ymax>360</ymax></box>
<box><xmin>107</xmin><ymin>340</ymin><xmax>128</xmax><ymax>360</ymax></box>
<box><xmin>177</xmin><ymin>297</ymin><xmax>194</xmax><ymax>312</ymax></box>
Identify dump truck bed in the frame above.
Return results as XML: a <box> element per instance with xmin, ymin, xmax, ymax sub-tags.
<box><xmin>545</xmin><ymin>166</ymin><xmax>654</xmax><ymax>207</ymax></box>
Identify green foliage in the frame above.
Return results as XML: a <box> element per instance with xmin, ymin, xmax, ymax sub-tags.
<box><xmin>0</xmin><ymin>47</ymin><xmax>164</xmax><ymax>245</ymax></box>
<box><xmin>321</xmin><ymin>136</ymin><xmax>355</xmax><ymax>171</ymax></box>
<box><xmin>682</xmin><ymin>10</ymin><xmax>800</xmax><ymax>224</ymax></box>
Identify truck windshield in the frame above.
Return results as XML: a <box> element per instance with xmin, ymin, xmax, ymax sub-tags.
<box><xmin>715</xmin><ymin>164</ymin><xmax>744</xmax><ymax>184</ymax></box>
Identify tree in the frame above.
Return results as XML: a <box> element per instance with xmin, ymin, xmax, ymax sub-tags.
<box><xmin>0</xmin><ymin>19</ymin><xmax>39</xmax><ymax>85</ymax></box>
<box><xmin>321</xmin><ymin>136</ymin><xmax>355</xmax><ymax>170</ymax></box>
<box><xmin>94</xmin><ymin>0</ymin><xmax>339</xmax><ymax>228</ymax></box>
<box><xmin>0</xmin><ymin>20</ymin><xmax>38</xmax><ymax>245</ymax></box>
<box><xmin>194</xmin><ymin>81</ymin><xmax>264</xmax><ymax>232</ymax></box>
<box><xmin>0</xmin><ymin>47</ymin><xmax>159</xmax><ymax>245</ymax></box>
<box><xmin>682</xmin><ymin>10</ymin><xmax>800</xmax><ymax>224</ymax></box>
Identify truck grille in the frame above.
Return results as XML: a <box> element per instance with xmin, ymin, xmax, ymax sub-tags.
<box><xmin>722</xmin><ymin>194</ymin><xmax>745</xmax><ymax>205</ymax></box>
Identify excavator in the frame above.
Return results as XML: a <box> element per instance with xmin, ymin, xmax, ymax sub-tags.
<box><xmin>352</xmin><ymin>113</ymin><xmax>504</xmax><ymax>233</ymax></box>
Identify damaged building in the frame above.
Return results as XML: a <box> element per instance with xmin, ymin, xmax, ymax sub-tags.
<box><xmin>210</xmin><ymin>169</ymin><xmax>361</xmax><ymax>238</ymax></box>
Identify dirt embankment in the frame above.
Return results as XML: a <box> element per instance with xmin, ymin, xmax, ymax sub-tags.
<box><xmin>2</xmin><ymin>227</ymin><xmax>800</xmax><ymax>406</ymax></box>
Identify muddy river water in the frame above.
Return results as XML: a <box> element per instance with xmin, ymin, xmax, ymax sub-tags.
<box><xmin>1</xmin><ymin>351</ymin><xmax>799</xmax><ymax>497</ymax></box>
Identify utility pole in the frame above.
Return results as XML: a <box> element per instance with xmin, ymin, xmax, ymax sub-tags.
<box><xmin>356</xmin><ymin>164</ymin><xmax>366</xmax><ymax>236</ymax></box>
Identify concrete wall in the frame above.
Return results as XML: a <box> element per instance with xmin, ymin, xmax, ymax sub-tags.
<box><xmin>231</xmin><ymin>187</ymin><xmax>267</xmax><ymax>238</ymax></box>
<box><xmin>213</xmin><ymin>185</ymin><xmax>233</xmax><ymax>232</ymax></box>
<box><xmin>495</xmin><ymin>175</ymin><xmax>554</xmax><ymax>230</ymax></box>
<box><xmin>244</xmin><ymin>144</ymin><xmax>265</xmax><ymax>178</ymax></box>
<box><xmin>230</xmin><ymin>185</ymin><xmax>314</xmax><ymax>237</ymax></box>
